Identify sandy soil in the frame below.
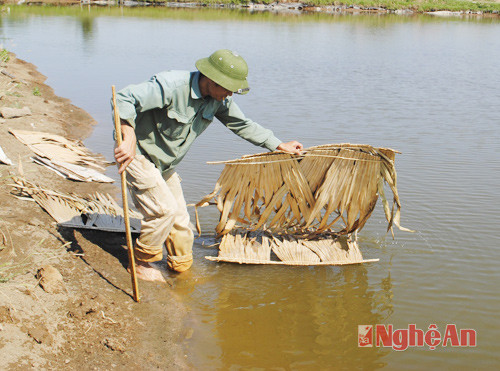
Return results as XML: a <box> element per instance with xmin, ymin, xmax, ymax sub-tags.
<box><xmin>0</xmin><ymin>52</ymin><xmax>190</xmax><ymax>369</ymax></box>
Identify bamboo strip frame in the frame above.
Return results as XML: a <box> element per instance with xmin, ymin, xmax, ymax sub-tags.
<box><xmin>205</xmin><ymin>256</ymin><xmax>380</xmax><ymax>265</ymax></box>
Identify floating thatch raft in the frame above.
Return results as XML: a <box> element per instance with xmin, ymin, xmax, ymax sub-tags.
<box><xmin>196</xmin><ymin>144</ymin><xmax>412</xmax><ymax>266</ymax></box>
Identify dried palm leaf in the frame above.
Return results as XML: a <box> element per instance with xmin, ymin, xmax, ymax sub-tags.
<box><xmin>0</xmin><ymin>144</ymin><xmax>12</xmax><ymax>165</ymax></box>
<box><xmin>207</xmin><ymin>233</ymin><xmax>377</xmax><ymax>265</ymax></box>
<box><xmin>200</xmin><ymin>144</ymin><xmax>410</xmax><ymax>237</ymax></box>
<box><xmin>32</xmin><ymin>155</ymin><xmax>114</xmax><ymax>183</ymax></box>
<box><xmin>198</xmin><ymin>143</ymin><xmax>412</xmax><ymax>266</ymax></box>
<box><xmin>10</xmin><ymin>177</ymin><xmax>141</xmax><ymax>233</ymax></box>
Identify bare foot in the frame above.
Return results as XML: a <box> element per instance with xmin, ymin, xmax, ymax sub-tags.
<box><xmin>128</xmin><ymin>261</ymin><xmax>166</xmax><ymax>283</ymax></box>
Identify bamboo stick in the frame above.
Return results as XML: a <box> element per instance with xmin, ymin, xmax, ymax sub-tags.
<box><xmin>112</xmin><ymin>86</ymin><xmax>140</xmax><ymax>303</ymax></box>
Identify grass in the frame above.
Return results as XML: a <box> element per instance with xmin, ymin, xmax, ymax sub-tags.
<box><xmin>0</xmin><ymin>234</ymin><xmax>71</xmax><ymax>285</ymax></box>
<box><xmin>32</xmin><ymin>87</ymin><xmax>41</xmax><ymax>96</ymax></box>
<box><xmin>0</xmin><ymin>228</ymin><xmax>16</xmax><ymax>284</ymax></box>
<box><xmin>4</xmin><ymin>2</ymin><xmax>500</xmax><ymax>19</ymax></box>
<box><xmin>0</xmin><ymin>78</ymin><xmax>18</xmax><ymax>99</ymax></box>
<box><xmin>146</xmin><ymin>0</ymin><xmax>500</xmax><ymax>13</ymax></box>
<box><xmin>0</xmin><ymin>48</ymin><xmax>10</xmax><ymax>64</ymax></box>
<box><xmin>0</xmin><ymin>233</ymin><xmax>59</xmax><ymax>284</ymax></box>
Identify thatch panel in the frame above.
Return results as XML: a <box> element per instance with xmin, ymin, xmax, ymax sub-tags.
<box><xmin>199</xmin><ymin>143</ymin><xmax>408</xmax><ymax>238</ymax></box>
<box><xmin>197</xmin><ymin>143</ymin><xmax>411</xmax><ymax>265</ymax></box>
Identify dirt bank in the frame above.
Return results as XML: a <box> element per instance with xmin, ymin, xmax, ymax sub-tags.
<box><xmin>0</xmin><ymin>52</ymin><xmax>190</xmax><ymax>369</ymax></box>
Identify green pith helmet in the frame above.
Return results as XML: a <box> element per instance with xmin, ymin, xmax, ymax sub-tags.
<box><xmin>196</xmin><ymin>49</ymin><xmax>250</xmax><ymax>95</ymax></box>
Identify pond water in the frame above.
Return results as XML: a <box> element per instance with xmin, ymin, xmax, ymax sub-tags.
<box><xmin>2</xmin><ymin>6</ymin><xmax>499</xmax><ymax>369</ymax></box>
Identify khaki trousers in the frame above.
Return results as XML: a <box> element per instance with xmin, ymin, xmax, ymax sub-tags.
<box><xmin>125</xmin><ymin>154</ymin><xmax>193</xmax><ymax>272</ymax></box>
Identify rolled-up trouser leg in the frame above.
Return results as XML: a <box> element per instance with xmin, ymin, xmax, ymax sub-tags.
<box><xmin>125</xmin><ymin>155</ymin><xmax>177</xmax><ymax>263</ymax></box>
<box><xmin>163</xmin><ymin>173</ymin><xmax>194</xmax><ymax>272</ymax></box>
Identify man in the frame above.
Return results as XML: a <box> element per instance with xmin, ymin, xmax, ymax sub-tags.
<box><xmin>114</xmin><ymin>49</ymin><xmax>302</xmax><ymax>282</ymax></box>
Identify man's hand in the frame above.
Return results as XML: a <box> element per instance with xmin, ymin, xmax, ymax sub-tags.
<box><xmin>114</xmin><ymin>122</ymin><xmax>136</xmax><ymax>174</ymax></box>
<box><xmin>277</xmin><ymin>141</ymin><xmax>303</xmax><ymax>155</ymax></box>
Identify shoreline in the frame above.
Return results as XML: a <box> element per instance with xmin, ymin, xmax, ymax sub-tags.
<box><xmin>1</xmin><ymin>0</ymin><xmax>499</xmax><ymax>17</ymax></box>
<box><xmin>0</xmin><ymin>51</ymin><xmax>190</xmax><ymax>369</ymax></box>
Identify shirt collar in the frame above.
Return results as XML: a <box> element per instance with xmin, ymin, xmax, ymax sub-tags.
<box><xmin>191</xmin><ymin>71</ymin><xmax>203</xmax><ymax>100</ymax></box>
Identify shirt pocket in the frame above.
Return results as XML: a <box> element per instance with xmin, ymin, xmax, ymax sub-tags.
<box><xmin>191</xmin><ymin>109</ymin><xmax>215</xmax><ymax>136</ymax></box>
<box><xmin>154</xmin><ymin>107</ymin><xmax>193</xmax><ymax>139</ymax></box>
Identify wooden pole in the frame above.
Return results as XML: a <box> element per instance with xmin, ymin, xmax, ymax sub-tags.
<box><xmin>112</xmin><ymin>86</ymin><xmax>140</xmax><ymax>302</ymax></box>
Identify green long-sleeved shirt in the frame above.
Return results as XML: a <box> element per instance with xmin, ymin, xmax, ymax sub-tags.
<box><xmin>114</xmin><ymin>70</ymin><xmax>282</xmax><ymax>177</ymax></box>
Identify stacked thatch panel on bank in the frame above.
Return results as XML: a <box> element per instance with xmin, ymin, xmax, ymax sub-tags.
<box><xmin>9</xmin><ymin>130</ymin><xmax>114</xmax><ymax>183</ymax></box>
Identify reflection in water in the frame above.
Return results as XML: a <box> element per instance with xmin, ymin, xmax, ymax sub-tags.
<box><xmin>183</xmin><ymin>263</ymin><xmax>393</xmax><ymax>369</ymax></box>
<box><xmin>79</xmin><ymin>15</ymin><xmax>94</xmax><ymax>40</ymax></box>
<box><xmin>5</xmin><ymin>5</ymin><xmax>499</xmax><ymax>25</ymax></box>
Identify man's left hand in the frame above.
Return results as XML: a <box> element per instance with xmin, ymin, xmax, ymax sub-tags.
<box><xmin>277</xmin><ymin>141</ymin><xmax>304</xmax><ymax>155</ymax></box>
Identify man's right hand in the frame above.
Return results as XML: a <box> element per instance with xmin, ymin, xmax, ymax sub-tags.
<box><xmin>114</xmin><ymin>121</ymin><xmax>136</xmax><ymax>174</ymax></box>
<box><xmin>277</xmin><ymin>141</ymin><xmax>304</xmax><ymax>155</ymax></box>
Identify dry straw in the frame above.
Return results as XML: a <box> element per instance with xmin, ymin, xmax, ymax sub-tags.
<box><xmin>10</xmin><ymin>177</ymin><xmax>142</xmax><ymax>233</ymax></box>
<box><xmin>196</xmin><ymin>143</ymin><xmax>412</xmax><ymax>265</ymax></box>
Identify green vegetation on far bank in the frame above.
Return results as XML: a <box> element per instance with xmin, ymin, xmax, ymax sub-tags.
<box><xmin>331</xmin><ymin>0</ymin><xmax>498</xmax><ymax>13</ymax></box>
<box><xmin>199</xmin><ymin>0</ymin><xmax>500</xmax><ymax>13</ymax></box>
<box><xmin>1</xmin><ymin>0</ymin><xmax>499</xmax><ymax>19</ymax></box>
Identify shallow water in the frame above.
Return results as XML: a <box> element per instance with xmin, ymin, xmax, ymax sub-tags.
<box><xmin>2</xmin><ymin>6</ymin><xmax>500</xmax><ymax>368</ymax></box>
